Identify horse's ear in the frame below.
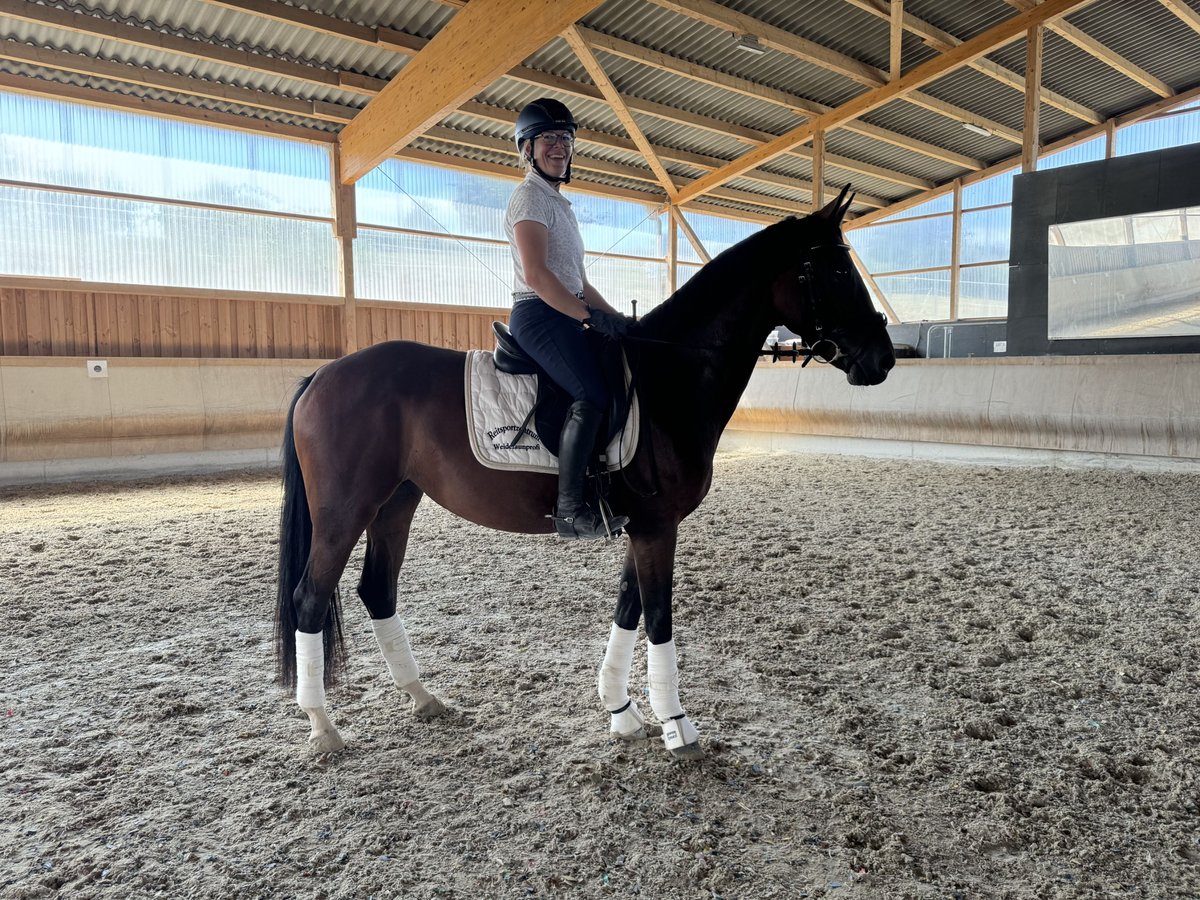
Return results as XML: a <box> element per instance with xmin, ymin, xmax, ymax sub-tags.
<box><xmin>815</xmin><ymin>183</ymin><xmax>853</xmax><ymax>221</ymax></box>
<box><xmin>837</xmin><ymin>190</ymin><xmax>856</xmax><ymax>223</ymax></box>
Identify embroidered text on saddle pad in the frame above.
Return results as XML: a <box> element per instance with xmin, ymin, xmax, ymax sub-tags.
<box><xmin>464</xmin><ymin>350</ymin><xmax>639</xmax><ymax>474</ymax></box>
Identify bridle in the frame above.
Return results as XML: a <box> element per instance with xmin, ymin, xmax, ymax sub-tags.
<box><xmin>795</xmin><ymin>242</ymin><xmax>852</xmax><ymax>368</ymax></box>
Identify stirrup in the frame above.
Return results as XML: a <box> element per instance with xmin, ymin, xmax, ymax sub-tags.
<box><xmin>550</xmin><ymin>505</ymin><xmax>628</xmax><ymax>540</ymax></box>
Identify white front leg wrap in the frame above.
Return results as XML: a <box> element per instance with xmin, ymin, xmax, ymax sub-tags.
<box><xmin>371</xmin><ymin>614</ymin><xmax>420</xmax><ymax>687</ymax></box>
<box><xmin>646</xmin><ymin>639</ymin><xmax>685</xmax><ymax>721</ymax></box>
<box><xmin>295</xmin><ymin>630</ymin><xmax>326</xmax><ymax>709</ymax></box>
<box><xmin>598</xmin><ymin>624</ymin><xmax>638</xmax><ymax>712</ymax></box>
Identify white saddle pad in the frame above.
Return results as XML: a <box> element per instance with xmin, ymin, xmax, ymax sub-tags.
<box><xmin>464</xmin><ymin>350</ymin><xmax>639</xmax><ymax>474</ymax></box>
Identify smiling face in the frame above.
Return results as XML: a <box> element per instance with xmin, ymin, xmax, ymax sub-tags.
<box><xmin>527</xmin><ymin>130</ymin><xmax>574</xmax><ymax>180</ymax></box>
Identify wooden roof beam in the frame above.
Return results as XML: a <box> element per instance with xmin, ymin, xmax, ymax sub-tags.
<box><xmin>1158</xmin><ymin>0</ymin><xmax>1200</xmax><ymax>37</ymax></box>
<box><xmin>337</xmin><ymin>0</ymin><xmax>604</xmax><ymax>183</ymax></box>
<box><xmin>670</xmin><ymin>0</ymin><xmax>1098</xmax><ymax>207</ymax></box>
<box><xmin>188</xmin><ymin>0</ymin><xmax>945</xmax><ymax>186</ymax></box>
<box><xmin>449</xmin><ymin>102</ymin><xmax>893</xmax><ymax>207</ymax></box>
<box><xmin>849</xmin><ymin>84</ymin><xmax>1200</xmax><ymax>229</ymax></box>
<box><xmin>1003</xmin><ymin>0</ymin><xmax>1173</xmax><ymax>98</ymax></box>
<box><xmin>842</xmin><ymin>0</ymin><xmax>1104</xmax><ymax>124</ymax></box>
<box><xmin>0</xmin><ymin>0</ymin><xmax>387</xmax><ymax>93</ymax></box>
<box><xmin>649</xmin><ymin>0</ymin><xmax>1020</xmax><ymax>141</ymax></box>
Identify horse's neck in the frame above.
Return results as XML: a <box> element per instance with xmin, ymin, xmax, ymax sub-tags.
<box><xmin>639</xmin><ymin>278</ymin><xmax>776</xmax><ymax>451</ymax></box>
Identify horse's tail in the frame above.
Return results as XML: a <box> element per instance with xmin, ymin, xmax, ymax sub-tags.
<box><xmin>275</xmin><ymin>372</ymin><xmax>345</xmax><ymax>691</ymax></box>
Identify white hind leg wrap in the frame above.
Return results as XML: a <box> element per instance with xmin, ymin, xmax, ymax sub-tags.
<box><xmin>295</xmin><ymin>630</ymin><xmax>326</xmax><ymax>709</ymax></box>
<box><xmin>371</xmin><ymin>614</ymin><xmax>420</xmax><ymax>687</ymax></box>
<box><xmin>597</xmin><ymin>624</ymin><xmax>638</xmax><ymax>712</ymax></box>
<box><xmin>646</xmin><ymin>639</ymin><xmax>685</xmax><ymax>721</ymax></box>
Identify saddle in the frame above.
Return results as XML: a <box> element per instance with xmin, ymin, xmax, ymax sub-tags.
<box><xmin>491</xmin><ymin>321</ymin><xmax>631</xmax><ymax>459</ymax></box>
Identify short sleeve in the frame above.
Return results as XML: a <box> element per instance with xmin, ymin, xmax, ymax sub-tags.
<box><xmin>507</xmin><ymin>182</ymin><xmax>553</xmax><ymax>229</ymax></box>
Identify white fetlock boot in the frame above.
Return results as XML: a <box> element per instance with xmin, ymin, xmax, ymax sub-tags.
<box><xmin>647</xmin><ymin>638</ymin><xmax>704</xmax><ymax>760</ymax></box>
<box><xmin>598</xmin><ymin>624</ymin><xmax>657</xmax><ymax>739</ymax></box>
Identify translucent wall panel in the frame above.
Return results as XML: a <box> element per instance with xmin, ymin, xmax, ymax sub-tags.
<box><xmin>1040</xmin><ymin>137</ymin><xmax>1105</xmax><ymax>170</ymax></box>
<box><xmin>962</xmin><ymin>169</ymin><xmax>1017</xmax><ymax>208</ymax></box>
<box><xmin>0</xmin><ymin>90</ymin><xmax>332</xmax><ymax>217</ymax></box>
<box><xmin>582</xmin><ymin>255</ymin><xmax>668</xmax><ymax>316</ymax></box>
<box><xmin>874</xmin><ymin>270</ymin><xmax>951</xmax><ymax>320</ymax></box>
<box><xmin>0</xmin><ymin>185</ymin><xmax>338</xmax><ymax>294</ymax></box>
<box><xmin>1116</xmin><ymin>107</ymin><xmax>1200</xmax><ymax>156</ymax></box>
<box><xmin>355</xmin><ymin>227</ymin><xmax>669</xmax><ymax>314</ymax></box>
<box><xmin>957</xmin><ymin>264</ymin><xmax>1009</xmax><ymax>319</ymax></box>
<box><xmin>357</xmin><ymin>160</ymin><xmax>510</xmax><ymax>240</ymax></box>
<box><xmin>676</xmin><ymin>211</ymin><xmax>762</xmax><ymax>263</ymax></box>
<box><xmin>355</xmin><ymin>229</ymin><xmax>512</xmax><ymax>306</ymax></box>
<box><xmin>676</xmin><ymin>262</ymin><xmax>701</xmax><ymax>290</ymax></box>
<box><xmin>960</xmin><ymin>206</ymin><xmax>1012</xmax><ymax>264</ymax></box>
<box><xmin>849</xmin><ymin>215</ymin><xmax>952</xmax><ymax>273</ymax></box>
<box><xmin>569</xmin><ymin>193</ymin><xmax>663</xmax><ymax>260</ymax></box>
<box><xmin>874</xmin><ymin>193</ymin><xmax>954</xmax><ymax>223</ymax></box>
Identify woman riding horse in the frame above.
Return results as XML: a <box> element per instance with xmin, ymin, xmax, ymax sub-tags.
<box><xmin>505</xmin><ymin>98</ymin><xmax>633</xmax><ymax>540</ymax></box>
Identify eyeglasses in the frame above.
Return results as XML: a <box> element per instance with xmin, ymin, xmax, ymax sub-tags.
<box><xmin>535</xmin><ymin>132</ymin><xmax>575</xmax><ymax>147</ymax></box>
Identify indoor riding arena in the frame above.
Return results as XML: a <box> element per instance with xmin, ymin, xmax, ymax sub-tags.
<box><xmin>3</xmin><ymin>1</ymin><xmax>1200</xmax><ymax>898</ymax></box>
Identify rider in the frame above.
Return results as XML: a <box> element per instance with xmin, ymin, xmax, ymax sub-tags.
<box><xmin>504</xmin><ymin>98</ymin><xmax>633</xmax><ymax>540</ymax></box>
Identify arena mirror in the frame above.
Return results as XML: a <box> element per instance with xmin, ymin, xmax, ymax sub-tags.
<box><xmin>1048</xmin><ymin>207</ymin><xmax>1200</xmax><ymax>340</ymax></box>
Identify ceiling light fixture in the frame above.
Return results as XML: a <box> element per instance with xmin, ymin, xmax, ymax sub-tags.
<box><xmin>733</xmin><ymin>34</ymin><xmax>767</xmax><ymax>55</ymax></box>
<box><xmin>962</xmin><ymin>122</ymin><xmax>992</xmax><ymax>137</ymax></box>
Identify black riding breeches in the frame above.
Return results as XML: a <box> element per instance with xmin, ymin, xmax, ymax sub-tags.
<box><xmin>508</xmin><ymin>297</ymin><xmax>610</xmax><ymax>409</ymax></box>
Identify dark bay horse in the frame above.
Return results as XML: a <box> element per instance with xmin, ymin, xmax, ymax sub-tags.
<box><xmin>275</xmin><ymin>187</ymin><xmax>894</xmax><ymax>759</ymax></box>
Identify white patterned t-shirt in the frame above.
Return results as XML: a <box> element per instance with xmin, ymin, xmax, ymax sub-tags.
<box><xmin>504</xmin><ymin>172</ymin><xmax>586</xmax><ymax>299</ymax></box>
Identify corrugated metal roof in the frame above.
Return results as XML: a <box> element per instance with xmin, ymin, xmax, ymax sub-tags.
<box><xmin>1</xmin><ymin>0</ymin><xmax>1198</xmax><ymax>222</ymax></box>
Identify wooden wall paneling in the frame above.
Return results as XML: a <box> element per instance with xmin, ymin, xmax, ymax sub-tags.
<box><xmin>74</xmin><ymin>291</ymin><xmax>95</xmax><ymax>356</ymax></box>
<box><xmin>304</xmin><ymin>304</ymin><xmax>321</xmax><ymax>357</ymax></box>
<box><xmin>427</xmin><ymin>311</ymin><xmax>443</xmax><ymax>348</ymax></box>
<box><xmin>115</xmin><ymin>295</ymin><xmax>136</xmax><ymax>356</ymax></box>
<box><xmin>24</xmin><ymin>290</ymin><xmax>48</xmax><ymax>355</ymax></box>
<box><xmin>94</xmin><ymin>294</ymin><xmax>115</xmax><ymax>356</ymax></box>
<box><xmin>134</xmin><ymin>292</ymin><xmax>154</xmax><ymax>355</ymax></box>
<box><xmin>271</xmin><ymin>303</ymin><xmax>291</xmax><ymax>358</ymax></box>
<box><xmin>289</xmin><ymin>306</ymin><xmax>307</xmax><ymax>358</ymax></box>
<box><xmin>371</xmin><ymin>305</ymin><xmax>389</xmax><ymax>347</ymax></box>
<box><xmin>178</xmin><ymin>297</ymin><xmax>198</xmax><ymax>357</ymax></box>
<box><xmin>356</xmin><ymin>306</ymin><xmax>372</xmax><ymax>350</ymax></box>
<box><xmin>47</xmin><ymin>291</ymin><xmax>69</xmax><ymax>355</ymax></box>
<box><xmin>0</xmin><ymin>288</ymin><xmax>24</xmax><ymax>354</ymax></box>
<box><xmin>216</xmin><ymin>299</ymin><xmax>234</xmax><ymax>357</ymax></box>
<box><xmin>236</xmin><ymin>301</ymin><xmax>256</xmax><ymax>358</ymax></box>
<box><xmin>85</xmin><ymin>292</ymin><xmax>99</xmax><ymax>357</ymax></box>
<box><xmin>324</xmin><ymin>306</ymin><xmax>340</xmax><ymax>358</ymax></box>
<box><xmin>161</xmin><ymin>296</ymin><xmax>181</xmax><ymax>357</ymax></box>
<box><xmin>414</xmin><ymin>309</ymin><xmax>429</xmax><ymax>344</ymax></box>
<box><xmin>197</xmin><ymin>299</ymin><xmax>216</xmax><ymax>358</ymax></box>
<box><xmin>386</xmin><ymin>307</ymin><xmax>404</xmax><ymax>342</ymax></box>
<box><xmin>253</xmin><ymin>301</ymin><xmax>272</xmax><ymax>358</ymax></box>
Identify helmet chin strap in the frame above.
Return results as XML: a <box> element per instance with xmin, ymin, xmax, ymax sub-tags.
<box><xmin>526</xmin><ymin>146</ymin><xmax>571</xmax><ymax>185</ymax></box>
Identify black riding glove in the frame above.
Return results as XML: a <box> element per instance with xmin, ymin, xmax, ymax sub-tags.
<box><xmin>585</xmin><ymin>307</ymin><xmax>633</xmax><ymax>340</ymax></box>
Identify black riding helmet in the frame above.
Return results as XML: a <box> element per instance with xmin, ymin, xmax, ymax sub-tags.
<box><xmin>515</xmin><ymin>98</ymin><xmax>576</xmax><ymax>184</ymax></box>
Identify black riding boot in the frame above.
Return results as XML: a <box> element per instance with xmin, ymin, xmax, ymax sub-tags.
<box><xmin>553</xmin><ymin>400</ymin><xmax>629</xmax><ymax>540</ymax></box>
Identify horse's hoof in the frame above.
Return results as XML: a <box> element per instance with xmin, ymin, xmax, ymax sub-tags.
<box><xmin>412</xmin><ymin>695</ymin><xmax>447</xmax><ymax>720</ymax></box>
<box><xmin>669</xmin><ymin>741</ymin><xmax>705</xmax><ymax>761</ymax></box>
<box><xmin>308</xmin><ymin>729</ymin><xmax>345</xmax><ymax>754</ymax></box>
<box><xmin>614</xmin><ymin>721</ymin><xmax>663</xmax><ymax>741</ymax></box>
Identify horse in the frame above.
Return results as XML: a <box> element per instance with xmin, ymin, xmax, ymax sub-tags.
<box><xmin>274</xmin><ymin>186</ymin><xmax>895</xmax><ymax>760</ymax></box>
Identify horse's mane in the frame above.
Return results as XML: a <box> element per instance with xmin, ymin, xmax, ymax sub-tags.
<box><xmin>639</xmin><ymin>214</ymin><xmax>814</xmax><ymax>336</ymax></box>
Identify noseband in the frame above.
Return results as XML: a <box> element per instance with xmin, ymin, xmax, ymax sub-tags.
<box><xmin>795</xmin><ymin>242</ymin><xmax>851</xmax><ymax>367</ymax></box>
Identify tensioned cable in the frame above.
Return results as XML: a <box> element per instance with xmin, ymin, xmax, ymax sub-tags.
<box><xmin>374</xmin><ymin>162</ymin><xmax>664</xmax><ymax>294</ymax></box>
